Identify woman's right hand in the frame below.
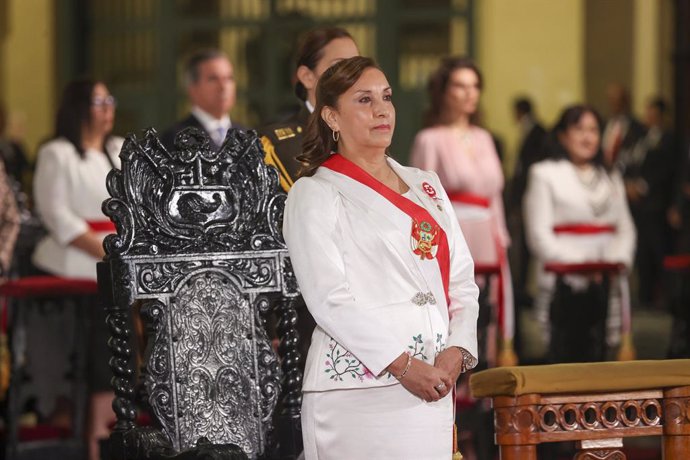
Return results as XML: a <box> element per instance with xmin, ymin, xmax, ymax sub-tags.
<box><xmin>70</xmin><ymin>231</ymin><xmax>106</xmax><ymax>259</ymax></box>
<box><xmin>387</xmin><ymin>354</ymin><xmax>453</xmax><ymax>402</ymax></box>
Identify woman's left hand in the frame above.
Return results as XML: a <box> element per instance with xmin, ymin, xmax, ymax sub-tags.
<box><xmin>433</xmin><ymin>347</ymin><xmax>464</xmax><ymax>384</ymax></box>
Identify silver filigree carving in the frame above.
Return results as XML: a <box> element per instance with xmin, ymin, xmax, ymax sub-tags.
<box><xmin>166</xmin><ymin>271</ymin><xmax>279</xmax><ymax>456</ymax></box>
<box><xmin>103</xmin><ymin>128</ymin><xmax>285</xmax><ymax>257</ymax></box>
<box><xmin>135</xmin><ymin>258</ymin><xmax>279</xmax><ymax>295</ymax></box>
<box><xmin>101</xmin><ymin>127</ymin><xmax>302</xmax><ymax>459</ymax></box>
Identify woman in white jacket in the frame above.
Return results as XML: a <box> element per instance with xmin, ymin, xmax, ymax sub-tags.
<box><xmin>32</xmin><ymin>78</ymin><xmax>122</xmax><ymax>460</ymax></box>
<box><xmin>283</xmin><ymin>56</ymin><xmax>479</xmax><ymax>459</ymax></box>
<box><xmin>33</xmin><ymin>80</ymin><xmax>122</xmax><ymax>279</ymax></box>
<box><xmin>523</xmin><ymin>105</ymin><xmax>636</xmax><ymax>362</ymax></box>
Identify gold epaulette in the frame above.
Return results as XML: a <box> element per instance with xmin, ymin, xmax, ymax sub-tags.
<box><xmin>261</xmin><ymin>135</ymin><xmax>293</xmax><ymax>193</ymax></box>
<box><xmin>273</xmin><ymin>126</ymin><xmax>298</xmax><ymax>140</ymax></box>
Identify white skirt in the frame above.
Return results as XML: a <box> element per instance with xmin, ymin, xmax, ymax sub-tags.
<box><xmin>301</xmin><ymin>383</ymin><xmax>453</xmax><ymax>460</ymax></box>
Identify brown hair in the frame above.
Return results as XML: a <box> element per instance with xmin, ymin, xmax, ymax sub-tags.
<box><xmin>54</xmin><ymin>78</ymin><xmax>113</xmax><ymax>159</ymax></box>
<box><xmin>424</xmin><ymin>56</ymin><xmax>483</xmax><ymax>127</ymax></box>
<box><xmin>294</xmin><ymin>27</ymin><xmax>354</xmax><ymax>102</ymax></box>
<box><xmin>297</xmin><ymin>56</ymin><xmax>379</xmax><ymax>177</ymax></box>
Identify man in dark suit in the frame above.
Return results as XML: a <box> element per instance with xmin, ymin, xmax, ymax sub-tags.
<box><xmin>667</xmin><ymin>143</ymin><xmax>690</xmax><ymax>358</ymax></box>
<box><xmin>161</xmin><ymin>49</ymin><xmax>242</xmax><ymax>151</ymax></box>
<box><xmin>508</xmin><ymin>98</ymin><xmax>547</xmax><ymax>310</ymax></box>
<box><xmin>506</xmin><ymin>98</ymin><xmax>547</xmax><ymax>361</ymax></box>
<box><xmin>510</xmin><ymin>98</ymin><xmax>547</xmax><ymax>211</ymax></box>
<box><xmin>603</xmin><ymin>83</ymin><xmax>645</xmax><ymax>169</ymax></box>
<box><xmin>621</xmin><ymin>97</ymin><xmax>677</xmax><ymax>308</ymax></box>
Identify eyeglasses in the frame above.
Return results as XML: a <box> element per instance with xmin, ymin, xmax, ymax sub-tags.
<box><xmin>91</xmin><ymin>95</ymin><xmax>117</xmax><ymax>109</ymax></box>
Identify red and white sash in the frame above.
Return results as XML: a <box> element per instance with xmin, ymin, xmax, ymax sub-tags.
<box><xmin>321</xmin><ymin>154</ymin><xmax>463</xmax><ymax>456</ymax></box>
<box><xmin>447</xmin><ymin>191</ymin><xmax>490</xmax><ymax>209</ymax></box>
<box><xmin>553</xmin><ymin>223</ymin><xmax>616</xmax><ymax>235</ymax></box>
<box><xmin>87</xmin><ymin>220</ymin><xmax>116</xmax><ymax>233</ymax></box>
<box><xmin>447</xmin><ymin>191</ymin><xmax>514</xmax><ymax>348</ymax></box>
<box><xmin>549</xmin><ymin>222</ymin><xmax>631</xmax><ymax>353</ymax></box>
<box><xmin>321</xmin><ymin>153</ymin><xmax>451</xmax><ymax>305</ymax></box>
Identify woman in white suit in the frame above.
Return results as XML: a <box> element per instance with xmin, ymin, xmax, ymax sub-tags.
<box><xmin>33</xmin><ymin>80</ymin><xmax>122</xmax><ymax>279</ymax></box>
<box><xmin>32</xmin><ymin>78</ymin><xmax>122</xmax><ymax>460</ymax></box>
<box><xmin>524</xmin><ymin>105</ymin><xmax>636</xmax><ymax>361</ymax></box>
<box><xmin>283</xmin><ymin>56</ymin><xmax>479</xmax><ymax>459</ymax></box>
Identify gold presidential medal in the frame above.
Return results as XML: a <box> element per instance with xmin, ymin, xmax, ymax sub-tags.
<box><xmin>411</xmin><ymin>219</ymin><xmax>440</xmax><ymax>260</ymax></box>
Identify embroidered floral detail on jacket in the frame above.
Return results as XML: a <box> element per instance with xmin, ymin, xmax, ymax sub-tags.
<box><xmin>434</xmin><ymin>333</ymin><xmax>446</xmax><ymax>355</ymax></box>
<box><xmin>408</xmin><ymin>334</ymin><xmax>428</xmax><ymax>360</ymax></box>
<box><xmin>324</xmin><ymin>339</ymin><xmax>374</xmax><ymax>382</ymax></box>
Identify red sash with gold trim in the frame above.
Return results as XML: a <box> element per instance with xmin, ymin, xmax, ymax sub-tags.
<box><xmin>321</xmin><ymin>154</ymin><xmax>451</xmax><ymax>304</ymax></box>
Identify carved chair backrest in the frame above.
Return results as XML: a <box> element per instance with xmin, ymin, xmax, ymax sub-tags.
<box><xmin>99</xmin><ymin>128</ymin><xmax>300</xmax><ymax>458</ymax></box>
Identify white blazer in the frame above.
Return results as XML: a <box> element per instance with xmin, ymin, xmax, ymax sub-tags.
<box><xmin>523</xmin><ymin>159</ymin><xmax>636</xmax><ymax>270</ymax></box>
<box><xmin>32</xmin><ymin>137</ymin><xmax>123</xmax><ymax>280</ymax></box>
<box><xmin>283</xmin><ymin>156</ymin><xmax>479</xmax><ymax>392</ymax></box>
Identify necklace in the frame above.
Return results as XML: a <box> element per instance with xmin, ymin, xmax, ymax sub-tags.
<box><xmin>453</xmin><ymin>127</ymin><xmax>474</xmax><ymax>158</ymax></box>
<box><xmin>574</xmin><ymin>165</ymin><xmax>600</xmax><ymax>190</ymax></box>
<box><xmin>385</xmin><ymin>167</ymin><xmax>408</xmax><ymax>194</ymax></box>
<box><xmin>573</xmin><ymin>164</ymin><xmax>610</xmax><ymax>216</ymax></box>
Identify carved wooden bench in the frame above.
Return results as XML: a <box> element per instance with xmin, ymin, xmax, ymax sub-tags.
<box><xmin>470</xmin><ymin>359</ymin><xmax>690</xmax><ymax>459</ymax></box>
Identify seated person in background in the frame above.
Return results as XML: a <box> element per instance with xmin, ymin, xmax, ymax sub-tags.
<box><xmin>0</xmin><ymin>159</ymin><xmax>20</xmax><ymax>280</ymax></box>
<box><xmin>32</xmin><ymin>78</ymin><xmax>122</xmax><ymax>460</ymax></box>
<box><xmin>523</xmin><ymin>105</ymin><xmax>636</xmax><ymax>362</ymax></box>
<box><xmin>161</xmin><ymin>49</ymin><xmax>242</xmax><ymax>152</ymax></box>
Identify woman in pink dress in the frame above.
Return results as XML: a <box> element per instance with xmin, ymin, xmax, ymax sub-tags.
<box><xmin>410</xmin><ymin>57</ymin><xmax>515</xmax><ymax>366</ymax></box>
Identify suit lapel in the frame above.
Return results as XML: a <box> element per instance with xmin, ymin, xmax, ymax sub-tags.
<box><xmin>318</xmin><ymin>167</ymin><xmax>415</xmax><ymax>270</ymax></box>
<box><xmin>318</xmin><ymin>159</ymin><xmax>450</xmax><ymax>311</ymax></box>
<box><xmin>390</xmin><ymin>161</ymin><xmax>450</xmax><ymax>232</ymax></box>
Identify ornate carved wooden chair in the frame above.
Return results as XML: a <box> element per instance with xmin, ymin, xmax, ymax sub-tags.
<box><xmin>97</xmin><ymin>128</ymin><xmax>302</xmax><ymax>459</ymax></box>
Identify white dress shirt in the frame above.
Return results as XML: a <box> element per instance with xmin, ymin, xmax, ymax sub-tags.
<box><xmin>191</xmin><ymin>106</ymin><xmax>231</xmax><ymax>146</ymax></box>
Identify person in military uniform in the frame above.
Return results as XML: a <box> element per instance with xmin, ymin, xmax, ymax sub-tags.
<box><xmin>259</xmin><ymin>27</ymin><xmax>358</xmax><ymax>192</ymax></box>
<box><xmin>258</xmin><ymin>28</ymin><xmax>359</xmax><ymax>371</ymax></box>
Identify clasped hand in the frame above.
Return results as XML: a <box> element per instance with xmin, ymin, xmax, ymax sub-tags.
<box><xmin>387</xmin><ymin>348</ymin><xmax>464</xmax><ymax>403</ymax></box>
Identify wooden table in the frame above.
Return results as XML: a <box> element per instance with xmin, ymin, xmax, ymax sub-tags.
<box><xmin>470</xmin><ymin>360</ymin><xmax>690</xmax><ymax>459</ymax></box>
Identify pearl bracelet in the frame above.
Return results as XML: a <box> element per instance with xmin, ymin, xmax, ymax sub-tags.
<box><xmin>395</xmin><ymin>353</ymin><xmax>413</xmax><ymax>380</ymax></box>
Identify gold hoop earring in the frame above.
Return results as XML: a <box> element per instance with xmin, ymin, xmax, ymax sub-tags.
<box><xmin>332</xmin><ymin>130</ymin><xmax>340</xmax><ymax>142</ymax></box>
